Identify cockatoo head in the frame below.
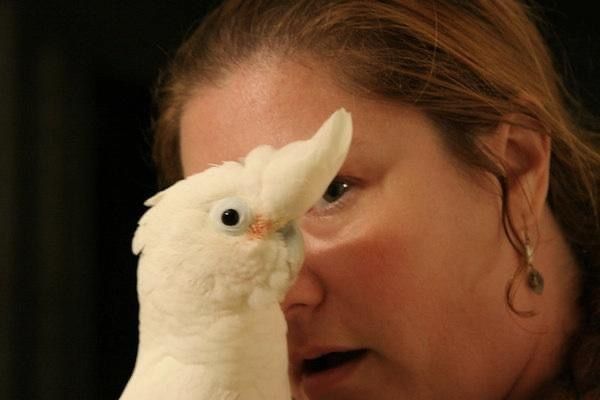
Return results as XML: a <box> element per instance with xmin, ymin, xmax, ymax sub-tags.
<box><xmin>132</xmin><ymin>109</ymin><xmax>352</xmax><ymax>315</ymax></box>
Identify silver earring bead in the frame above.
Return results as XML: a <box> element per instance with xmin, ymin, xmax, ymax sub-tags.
<box><xmin>527</xmin><ymin>268</ymin><xmax>544</xmax><ymax>294</ymax></box>
<box><xmin>525</xmin><ymin>243</ymin><xmax>544</xmax><ymax>295</ymax></box>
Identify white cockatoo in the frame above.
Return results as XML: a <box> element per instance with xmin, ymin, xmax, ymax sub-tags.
<box><xmin>120</xmin><ymin>109</ymin><xmax>352</xmax><ymax>400</ymax></box>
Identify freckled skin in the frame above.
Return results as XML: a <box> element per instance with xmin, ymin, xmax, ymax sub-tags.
<box><xmin>180</xmin><ymin>58</ymin><xmax>579</xmax><ymax>400</ymax></box>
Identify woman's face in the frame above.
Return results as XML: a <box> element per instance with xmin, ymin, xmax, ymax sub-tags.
<box><xmin>180</xmin><ymin>59</ymin><xmax>538</xmax><ymax>399</ymax></box>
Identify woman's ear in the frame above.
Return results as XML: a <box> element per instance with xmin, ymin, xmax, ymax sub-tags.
<box><xmin>483</xmin><ymin>114</ymin><xmax>551</xmax><ymax>226</ymax></box>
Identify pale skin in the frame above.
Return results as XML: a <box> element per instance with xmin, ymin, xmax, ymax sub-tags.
<box><xmin>179</xmin><ymin>57</ymin><xmax>581</xmax><ymax>400</ymax></box>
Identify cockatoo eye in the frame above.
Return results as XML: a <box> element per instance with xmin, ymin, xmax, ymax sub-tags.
<box><xmin>221</xmin><ymin>209</ymin><xmax>240</xmax><ymax>226</ymax></box>
<box><xmin>209</xmin><ymin>197</ymin><xmax>253</xmax><ymax>235</ymax></box>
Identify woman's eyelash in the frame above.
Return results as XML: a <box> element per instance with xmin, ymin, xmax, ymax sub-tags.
<box><xmin>308</xmin><ymin>176</ymin><xmax>358</xmax><ymax>216</ymax></box>
<box><xmin>322</xmin><ymin>180</ymin><xmax>351</xmax><ymax>203</ymax></box>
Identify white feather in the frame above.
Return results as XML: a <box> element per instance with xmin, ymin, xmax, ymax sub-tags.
<box><xmin>120</xmin><ymin>109</ymin><xmax>352</xmax><ymax>399</ymax></box>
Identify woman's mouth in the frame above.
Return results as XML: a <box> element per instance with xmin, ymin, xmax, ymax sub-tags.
<box><xmin>298</xmin><ymin>349</ymin><xmax>368</xmax><ymax>397</ymax></box>
<box><xmin>303</xmin><ymin>349</ymin><xmax>368</xmax><ymax>375</ymax></box>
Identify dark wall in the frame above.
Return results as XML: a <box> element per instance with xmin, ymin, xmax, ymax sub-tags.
<box><xmin>1</xmin><ymin>2</ymin><xmax>597</xmax><ymax>399</ymax></box>
<box><xmin>1</xmin><ymin>2</ymin><xmax>218</xmax><ymax>399</ymax></box>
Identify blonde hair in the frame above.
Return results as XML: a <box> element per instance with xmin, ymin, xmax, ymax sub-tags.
<box><xmin>152</xmin><ymin>1</ymin><xmax>600</xmax><ymax>396</ymax></box>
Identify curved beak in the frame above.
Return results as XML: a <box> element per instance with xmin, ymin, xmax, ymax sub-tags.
<box><xmin>278</xmin><ymin>221</ymin><xmax>303</xmax><ymax>271</ymax></box>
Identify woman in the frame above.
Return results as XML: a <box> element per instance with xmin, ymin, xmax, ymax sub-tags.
<box><xmin>150</xmin><ymin>1</ymin><xmax>599</xmax><ymax>399</ymax></box>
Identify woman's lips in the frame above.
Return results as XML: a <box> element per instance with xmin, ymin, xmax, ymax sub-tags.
<box><xmin>294</xmin><ymin>348</ymin><xmax>369</xmax><ymax>398</ymax></box>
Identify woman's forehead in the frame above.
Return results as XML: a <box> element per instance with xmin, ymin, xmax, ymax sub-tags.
<box><xmin>179</xmin><ymin>59</ymin><xmax>437</xmax><ymax>176</ymax></box>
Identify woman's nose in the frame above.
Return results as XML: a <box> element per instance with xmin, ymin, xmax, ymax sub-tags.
<box><xmin>280</xmin><ymin>235</ymin><xmax>325</xmax><ymax>317</ymax></box>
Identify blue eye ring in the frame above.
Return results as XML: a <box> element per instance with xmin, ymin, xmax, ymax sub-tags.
<box><xmin>210</xmin><ymin>197</ymin><xmax>253</xmax><ymax>235</ymax></box>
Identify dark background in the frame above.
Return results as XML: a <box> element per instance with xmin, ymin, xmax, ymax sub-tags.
<box><xmin>0</xmin><ymin>1</ymin><xmax>598</xmax><ymax>399</ymax></box>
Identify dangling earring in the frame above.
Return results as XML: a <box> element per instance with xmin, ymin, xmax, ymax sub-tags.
<box><xmin>524</xmin><ymin>233</ymin><xmax>544</xmax><ymax>295</ymax></box>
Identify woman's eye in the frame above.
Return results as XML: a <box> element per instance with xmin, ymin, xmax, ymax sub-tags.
<box><xmin>307</xmin><ymin>177</ymin><xmax>357</xmax><ymax>217</ymax></box>
<box><xmin>322</xmin><ymin>180</ymin><xmax>350</xmax><ymax>204</ymax></box>
<box><xmin>306</xmin><ymin>175</ymin><xmax>361</xmax><ymax>218</ymax></box>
